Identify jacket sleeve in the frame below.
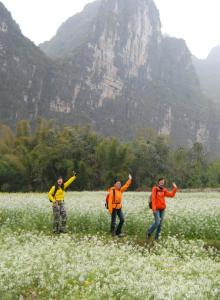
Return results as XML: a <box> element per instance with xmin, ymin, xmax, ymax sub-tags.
<box><xmin>108</xmin><ymin>189</ymin><xmax>113</xmax><ymax>214</ymax></box>
<box><xmin>151</xmin><ymin>186</ymin><xmax>157</xmax><ymax>211</ymax></box>
<box><xmin>165</xmin><ymin>187</ymin><xmax>177</xmax><ymax>198</ymax></box>
<box><xmin>64</xmin><ymin>176</ymin><xmax>76</xmax><ymax>190</ymax></box>
<box><xmin>48</xmin><ymin>186</ymin><xmax>56</xmax><ymax>203</ymax></box>
<box><xmin>121</xmin><ymin>179</ymin><xmax>132</xmax><ymax>193</ymax></box>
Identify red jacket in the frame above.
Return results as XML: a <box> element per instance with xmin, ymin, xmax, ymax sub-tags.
<box><xmin>152</xmin><ymin>186</ymin><xmax>177</xmax><ymax>211</ymax></box>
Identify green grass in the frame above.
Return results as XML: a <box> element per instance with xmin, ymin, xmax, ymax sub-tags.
<box><xmin>1</xmin><ymin>207</ymin><xmax>220</xmax><ymax>243</ymax></box>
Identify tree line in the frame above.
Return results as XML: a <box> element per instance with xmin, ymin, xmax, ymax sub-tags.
<box><xmin>0</xmin><ymin>119</ymin><xmax>220</xmax><ymax>192</ymax></box>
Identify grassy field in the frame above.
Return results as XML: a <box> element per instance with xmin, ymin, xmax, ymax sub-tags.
<box><xmin>0</xmin><ymin>192</ymin><xmax>220</xmax><ymax>299</ymax></box>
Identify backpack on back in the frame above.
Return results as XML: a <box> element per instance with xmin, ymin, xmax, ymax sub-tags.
<box><xmin>148</xmin><ymin>193</ymin><xmax>153</xmax><ymax>209</ymax></box>
<box><xmin>105</xmin><ymin>188</ymin><xmax>115</xmax><ymax>209</ymax></box>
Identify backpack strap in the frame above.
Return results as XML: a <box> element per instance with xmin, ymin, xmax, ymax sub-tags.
<box><xmin>52</xmin><ymin>183</ymin><xmax>64</xmax><ymax>198</ymax></box>
<box><xmin>156</xmin><ymin>186</ymin><xmax>165</xmax><ymax>193</ymax></box>
<box><xmin>52</xmin><ymin>185</ymin><xmax>59</xmax><ymax>198</ymax></box>
<box><xmin>156</xmin><ymin>187</ymin><xmax>165</xmax><ymax>195</ymax></box>
<box><xmin>113</xmin><ymin>188</ymin><xmax>119</xmax><ymax>209</ymax></box>
<box><xmin>112</xmin><ymin>188</ymin><xmax>116</xmax><ymax>203</ymax></box>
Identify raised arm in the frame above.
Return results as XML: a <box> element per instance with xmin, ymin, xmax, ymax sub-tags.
<box><xmin>121</xmin><ymin>174</ymin><xmax>132</xmax><ymax>193</ymax></box>
<box><xmin>64</xmin><ymin>175</ymin><xmax>76</xmax><ymax>190</ymax></box>
<box><xmin>165</xmin><ymin>183</ymin><xmax>177</xmax><ymax>198</ymax></box>
<box><xmin>48</xmin><ymin>186</ymin><xmax>56</xmax><ymax>203</ymax></box>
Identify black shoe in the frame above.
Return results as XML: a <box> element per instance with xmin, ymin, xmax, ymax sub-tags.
<box><xmin>60</xmin><ymin>228</ymin><xmax>68</xmax><ymax>234</ymax></box>
<box><xmin>53</xmin><ymin>230</ymin><xmax>60</xmax><ymax>234</ymax></box>
<box><xmin>146</xmin><ymin>233</ymin><xmax>151</xmax><ymax>240</ymax></box>
<box><xmin>117</xmin><ymin>233</ymin><xmax>125</xmax><ymax>238</ymax></box>
<box><xmin>111</xmin><ymin>228</ymin><xmax>116</xmax><ymax>237</ymax></box>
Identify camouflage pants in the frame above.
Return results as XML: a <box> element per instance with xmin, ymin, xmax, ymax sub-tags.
<box><xmin>52</xmin><ymin>202</ymin><xmax>67</xmax><ymax>232</ymax></box>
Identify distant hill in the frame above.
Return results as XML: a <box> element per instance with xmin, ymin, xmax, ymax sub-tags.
<box><xmin>0</xmin><ymin>0</ymin><xmax>220</xmax><ymax>154</ymax></box>
<box><xmin>193</xmin><ymin>44</ymin><xmax>220</xmax><ymax>106</ymax></box>
<box><xmin>40</xmin><ymin>0</ymin><xmax>102</xmax><ymax>59</ymax></box>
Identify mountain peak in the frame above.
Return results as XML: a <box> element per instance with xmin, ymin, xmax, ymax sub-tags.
<box><xmin>40</xmin><ymin>0</ymin><xmax>102</xmax><ymax>59</ymax></box>
<box><xmin>193</xmin><ymin>43</ymin><xmax>220</xmax><ymax>109</ymax></box>
<box><xmin>1</xmin><ymin>0</ymin><xmax>220</xmax><ymax>154</ymax></box>
<box><xmin>0</xmin><ymin>1</ymin><xmax>21</xmax><ymax>35</ymax></box>
<box><xmin>0</xmin><ymin>1</ymin><xmax>8</xmax><ymax>13</ymax></box>
<box><xmin>207</xmin><ymin>44</ymin><xmax>220</xmax><ymax>64</ymax></box>
<box><xmin>40</xmin><ymin>0</ymin><xmax>161</xmax><ymax>60</ymax></box>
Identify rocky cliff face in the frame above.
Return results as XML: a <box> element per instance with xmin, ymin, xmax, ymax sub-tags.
<box><xmin>0</xmin><ymin>2</ymin><xmax>79</xmax><ymax>124</ymax></box>
<box><xmin>1</xmin><ymin>0</ymin><xmax>220</xmax><ymax>154</ymax></box>
<box><xmin>0</xmin><ymin>2</ymin><xmax>46</xmax><ymax>122</ymax></box>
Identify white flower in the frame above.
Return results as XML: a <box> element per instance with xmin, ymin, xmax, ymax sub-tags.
<box><xmin>0</xmin><ymin>192</ymin><xmax>220</xmax><ymax>299</ymax></box>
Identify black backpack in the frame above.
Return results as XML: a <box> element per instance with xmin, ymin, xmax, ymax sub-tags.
<box><xmin>105</xmin><ymin>188</ymin><xmax>115</xmax><ymax>209</ymax></box>
<box><xmin>148</xmin><ymin>193</ymin><xmax>153</xmax><ymax>209</ymax></box>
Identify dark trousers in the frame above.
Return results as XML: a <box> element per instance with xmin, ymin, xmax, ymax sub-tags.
<box><xmin>111</xmin><ymin>208</ymin><xmax>125</xmax><ymax>235</ymax></box>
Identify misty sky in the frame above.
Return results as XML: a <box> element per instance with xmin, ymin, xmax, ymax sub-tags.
<box><xmin>2</xmin><ymin>0</ymin><xmax>220</xmax><ymax>59</ymax></box>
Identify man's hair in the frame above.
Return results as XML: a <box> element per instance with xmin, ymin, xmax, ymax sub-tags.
<box><xmin>114</xmin><ymin>177</ymin><xmax>120</xmax><ymax>184</ymax></box>
<box><xmin>158</xmin><ymin>177</ymin><xmax>165</xmax><ymax>183</ymax></box>
<box><xmin>57</xmin><ymin>176</ymin><xmax>63</xmax><ymax>180</ymax></box>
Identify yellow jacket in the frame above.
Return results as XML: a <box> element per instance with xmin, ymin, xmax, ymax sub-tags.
<box><xmin>48</xmin><ymin>176</ymin><xmax>76</xmax><ymax>203</ymax></box>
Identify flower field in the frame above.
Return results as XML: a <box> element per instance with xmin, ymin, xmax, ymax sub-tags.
<box><xmin>0</xmin><ymin>192</ymin><xmax>220</xmax><ymax>299</ymax></box>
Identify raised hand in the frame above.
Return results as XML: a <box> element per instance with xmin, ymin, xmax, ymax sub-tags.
<box><xmin>128</xmin><ymin>174</ymin><xmax>132</xmax><ymax>180</ymax></box>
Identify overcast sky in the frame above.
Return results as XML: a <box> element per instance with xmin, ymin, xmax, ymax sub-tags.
<box><xmin>2</xmin><ymin>0</ymin><xmax>220</xmax><ymax>59</ymax></box>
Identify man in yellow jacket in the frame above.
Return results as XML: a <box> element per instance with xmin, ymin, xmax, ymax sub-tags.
<box><xmin>48</xmin><ymin>172</ymin><xmax>76</xmax><ymax>233</ymax></box>
<box><xmin>108</xmin><ymin>174</ymin><xmax>132</xmax><ymax>237</ymax></box>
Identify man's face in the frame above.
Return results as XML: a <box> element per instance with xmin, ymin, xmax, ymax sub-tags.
<box><xmin>114</xmin><ymin>181</ymin><xmax>122</xmax><ymax>190</ymax></box>
<box><xmin>57</xmin><ymin>178</ymin><xmax>63</xmax><ymax>186</ymax></box>
<box><xmin>158</xmin><ymin>179</ymin><xmax>165</xmax><ymax>188</ymax></box>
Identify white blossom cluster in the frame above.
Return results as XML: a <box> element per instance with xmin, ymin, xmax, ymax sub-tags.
<box><xmin>0</xmin><ymin>192</ymin><xmax>220</xmax><ymax>299</ymax></box>
<box><xmin>0</xmin><ymin>231</ymin><xmax>219</xmax><ymax>299</ymax></box>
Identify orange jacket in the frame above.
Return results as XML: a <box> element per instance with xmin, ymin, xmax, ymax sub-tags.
<box><xmin>152</xmin><ymin>186</ymin><xmax>177</xmax><ymax>211</ymax></box>
<box><xmin>108</xmin><ymin>179</ymin><xmax>132</xmax><ymax>214</ymax></box>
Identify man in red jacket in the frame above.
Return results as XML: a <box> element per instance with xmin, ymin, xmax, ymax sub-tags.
<box><xmin>147</xmin><ymin>178</ymin><xmax>177</xmax><ymax>240</ymax></box>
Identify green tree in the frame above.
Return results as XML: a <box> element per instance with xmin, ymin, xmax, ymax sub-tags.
<box><xmin>206</xmin><ymin>159</ymin><xmax>220</xmax><ymax>187</ymax></box>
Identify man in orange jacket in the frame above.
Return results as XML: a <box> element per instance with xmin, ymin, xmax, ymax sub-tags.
<box><xmin>147</xmin><ymin>178</ymin><xmax>177</xmax><ymax>240</ymax></box>
<box><xmin>108</xmin><ymin>174</ymin><xmax>132</xmax><ymax>237</ymax></box>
